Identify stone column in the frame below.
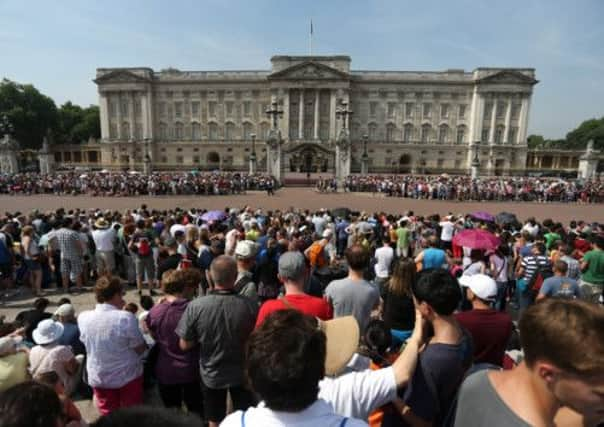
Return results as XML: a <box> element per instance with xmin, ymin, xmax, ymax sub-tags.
<box><xmin>313</xmin><ymin>90</ymin><xmax>320</xmax><ymax>140</ymax></box>
<box><xmin>503</xmin><ymin>96</ymin><xmax>512</xmax><ymax>143</ymax></box>
<box><xmin>329</xmin><ymin>90</ymin><xmax>337</xmax><ymax>140</ymax></box>
<box><xmin>282</xmin><ymin>89</ymin><xmax>290</xmax><ymax>141</ymax></box>
<box><xmin>488</xmin><ymin>98</ymin><xmax>497</xmax><ymax>144</ymax></box>
<box><xmin>116</xmin><ymin>93</ymin><xmax>123</xmax><ymax>140</ymax></box>
<box><xmin>141</xmin><ymin>93</ymin><xmax>149</xmax><ymax>139</ymax></box>
<box><xmin>129</xmin><ymin>92</ymin><xmax>136</xmax><ymax>140</ymax></box>
<box><xmin>467</xmin><ymin>88</ymin><xmax>484</xmax><ymax>171</ymax></box>
<box><xmin>298</xmin><ymin>90</ymin><xmax>304</xmax><ymax>140</ymax></box>
<box><xmin>517</xmin><ymin>95</ymin><xmax>531</xmax><ymax>144</ymax></box>
<box><xmin>99</xmin><ymin>93</ymin><xmax>110</xmax><ymax>140</ymax></box>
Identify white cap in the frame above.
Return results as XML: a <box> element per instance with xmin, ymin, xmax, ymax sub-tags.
<box><xmin>322</xmin><ymin>229</ymin><xmax>333</xmax><ymax>239</ymax></box>
<box><xmin>235</xmin><ymin>240</ymin><xmax>259</xmax><ymax>259</ymax></box>
<box><xmin>54</xmin><ymin>303</ymin><xmax>75</xmax><ymax>318</ymax></box>
<box><xmin>459</xmin><ymin>274</ymin><xmax>498</xmax><ymax>302</ymax></box>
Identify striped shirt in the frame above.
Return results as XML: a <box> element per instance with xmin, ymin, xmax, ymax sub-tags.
<box><xmin>521</xmin><ymin>255</ymin><xmax>550</xmax><ymax>281</ymax></box>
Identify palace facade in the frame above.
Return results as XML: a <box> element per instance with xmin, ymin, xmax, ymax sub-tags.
<box><xmin>73</xmin><ymin>55</ymin><xmax>543</xmax><ymax>177</ymax></box>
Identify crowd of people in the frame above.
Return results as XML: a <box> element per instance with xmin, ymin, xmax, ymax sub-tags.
<box><xmin>345</xmin><ymin>174</ymin><xmax>604</xmax><ymax>203</ymax></box>
<box><xmin>0</xmin><ymin>204</ymin><xmax>603</xmax><ymax>426</ymax></box>
<box><xmin>0</xmin><ymin>172</ymin><xmax>277</xmax><ymax>196</ymax></box>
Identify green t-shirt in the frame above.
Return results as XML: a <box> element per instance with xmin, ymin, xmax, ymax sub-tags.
<box><xmin>544</xmin><ymin>232</ymin><xmax>561</xmax><ymax>251</ymax></box>
<box><xmin>582</xmin><ymin>249</ymin><xmax>604</xmax><ymax>285</ymax></box>
<box><xmin>396</xmin><ymin>227</ymin><xmax>410</xmax><ymax>248</ymax></box>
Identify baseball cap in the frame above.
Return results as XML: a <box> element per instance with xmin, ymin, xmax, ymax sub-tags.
<box><xmin>322</xmin><ymin>229</ymin><xmax>333</xmax><ymax>239</ymax></box>
<box><xmin>235</xmin><ymin>240</ymin><xmax>259</xmax><ymax>259</ymax></box>
<box><xmin>459</xmin><ymin>274</ymin><xmax>498</xmax><ymax>302</ymax></box>
<box><xmin>319</xmin><ymin>316</ymin><xmax>360</xmax><ymax>376</ymax></box>
<box><xmin>53</xmin><ymin>303</ymin><xmax>75</xmax><ymax>318</ymax></box>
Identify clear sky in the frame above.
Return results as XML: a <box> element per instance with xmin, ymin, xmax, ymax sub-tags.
<box><xmin>1</xmin><ymin>0</ymin><xmax>603</xmax><ymax>139</ymax></box>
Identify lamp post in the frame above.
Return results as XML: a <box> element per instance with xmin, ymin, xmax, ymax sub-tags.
<box><xmin>361</xmin><ymin>134</ymin><xmax>369</xmax><ymax>175</ymax></box>
<box><xmin>265</xmin><ymin>100</ymin><xmax>283</xmax><ymax>130</ymax></box>
<box><xmin>335</xmin><ymin>100</ymin><xmax>353</xmax><ymax>132</ymax></box>
<box><xmin>249</xmin><ymin>133</ymin><xmax>257</xmax><ymax>174</ymax></box>
<box><xmin>471</xmin><ymin>140</ymin><xmax>480</xmax><ymax>180</ymax></box>
<box><xmin>143</xmin><ymin>138</ymin><xmax>151</xmax><ymax>175</ymax></box>
<box><xmin>264</xmin><ymin>100</ymin><xmax>284</xmax><ymax>182</ymax></box>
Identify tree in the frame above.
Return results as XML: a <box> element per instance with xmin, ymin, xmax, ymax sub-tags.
<box><xmin>566</xmin><ymin>117</ymin><xmax>604</xmax><ymax>150</ymax></box>
<box><xmin>0</xmin><ymin>79</ymin><xmax>58</xmax><ymax>149</ymax></box>
<box><xmin>57</xmin><ymin>102</ymin><xmax>100</xmax><ymax>144</ymax></box>
<box><xmin>527</xmin><ymin>134</ymin><xmax>545</xmax><ymax>148</ymax></box>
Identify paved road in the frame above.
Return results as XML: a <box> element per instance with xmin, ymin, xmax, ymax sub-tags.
<box><xmin>0</xmin><ymin>188</ymin><xmax>602</xmax><ymax>223</ymax></box>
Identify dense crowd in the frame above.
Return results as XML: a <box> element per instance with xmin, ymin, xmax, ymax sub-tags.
<box><xmin>0</xmin><ymin>172</ymin><xmax>277</xmax><ymax>196</ymax></box>
<box><xmin>345</xmin><ymin>174</ymin><xmax>604</xmax><ymax>203</ymax></box>
<box><xmin>0</xmin><ymin>205</ymin><xmax>603</xmax><ymax>426</ymax></box>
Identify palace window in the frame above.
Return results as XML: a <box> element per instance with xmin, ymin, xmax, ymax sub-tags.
<box><xmin>208</xmin><ymin>101</ymin><xmax>217</xmax><ymax>117</ymax></box>
<box><xmin>208</xmin><ymin>123</ymin><xmax>218</xmax><ymax>140</ymax></box>
<box><xmin>225</xmin><ymin>122</ymin><xmax>236</xmax><ymax>140</ymax></box>
<box><xmin>368</xmin><ymin>123</ymin><xmax>378</xmax><ymax>140</ymax></box>
<box><xmin>159</xmin><ymin>123</ymin><xmax>167</xmax><ymax>139</ymax></box>
<box><xmin>243</xmin><ymin>122</ymin><xmax>254</xmax><ymax>140</ymax></box>
<box><xmin>193</xmin><ymin>156</ymin><xmax>200</xmax><ymax>163</ymax></box>
<box><xmin>508</xmin><ymin>127</ymin><xmax>517</xmax><ymax>144</ymax></box>
<box><xmin>497</xmin><ymin>101</ymin><xmax>506</xmax><ymax>118</ymax></box>
<box><xmin>191</xmin><ymin>122</ymin><xmax>201</xmax><ymax>140</ymax></box>
<box><xmin>260</xmin><ymin>122</ymin><xmax>270</xmax><ymax>139</ymax></box>
<box><xmin>369</xmin><ymin>102</ymin><xmax>378</xmax><ymax>117</ymax></box>
<box><xmin>121</xmin><ymin>122</ymin><xmax>130</xmax><ymax>139</ymax></box>
<box><xmin>481</xmin><ymin>128</ymin><xmax>489</xmax><ymax>142</ymax></box>
<box><xmin>403</xmin><ymin>124</ymin><xmax>413</xmax><ymax>143</ymax></box>
<box><xmin>495</xmin><ymin>125</ymin><xmax>504</xmax><ymax>144</ymax></box>
<box><xmin>174</xmin><ymin>102</ymin><xmax>182</xmax><ymax>118</ymax></box>
<box><xmin>456</xmin><ymin>126</ymin><xmax>466</xmax><ymax>144</ymax></box>
<box><xmin>226</xmin><ymin>102</ymin><xmax>234</xmax><ymax>117</ymax></box>
<box><xmin>134</xmin><ymin>100</ymin><xmax>142</xmax><ymax>118</ymax></box>
<box><xmin>440</xmin><ymin>104</ymin><xmax>449</xmax><ymax>119</ymax></box>
<box><xmin>109</xmin><ymin>101</ymin><xmax>117</xmax><ymax>118</ymax></box>
<box><xmin>174</xmin><ymin>122</ymin><xmax>184</xmax><ymax>140</ymax></box>
<box><xmin>176</xmin><ymin>156</ymin><xmax>184</xmax><ymax>164</ymax></box>
<box><xmin>387</xmin><ymin>103</ymin><xmax>396</xmax><ymax>118</ymax></box>
<box><xmin>511</xmin><ymin>103</ymin><xmax>521</xmax><ymax>120</ymax></box>
<box><xmin>438</xmin><ymin>124</ymin><xmax>449</xmax><ymax>143</ymax></box>
<box><xmin>158</xmin><ymin>102</ymin><xmax>166</xmax><ymax>116</ymax></box>
<box><xmin>405</xmin><ymin>103</ymin><xmax>414</xmax><ymax>118</ymax></box>
<box><xmin>120</xmin><ymin>100</ymin><xmax>128</xmax><ymax>116</ymax></box>
<box><xmin>109</xmin><ymin>123</ymin><xmax>117</xmax><ymax>139</ymax></box>
<box><xmin>191</xmin><ymin>102</ymin><xmax>200</xmax><ymax>116</ymax></box>
<box><xmin>386</xmin><ymin>124</ymin><xmax>396</xmax><ymax>142</ymax></box>
<box><xmin>243</xmin><ymin>101</ymin><xmax>251</xmax><ymax>117</ymax></box>
<box><xmin>458</xmin><ymin>104</ymin><xmax>466</xmax><ymax>119</ymax></box>
<box><xmin>423</xmin><ymin>103</ymin><xmax>432</xmax><ymax>118</ymax></box>
<box><xmin>484</xmin><ymin>102</ymin><xmax>493</xmax><ymax>118</ymax></box>
<box><xmin>421</xmin><ymin>124</ymin><xmax>431</xmax><ymax>143</ymax></box>
<box><xmin>135</xmin><ymin>124</ymin><xmax>143</xmax><ymax>140</ymax></box>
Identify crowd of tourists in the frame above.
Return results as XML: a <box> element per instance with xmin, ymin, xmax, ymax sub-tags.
<box><xmin>345</xmin><ymin>174</ymin><xmax>604</xmax><ymax>203</ymax></box>
<box><xmin>0</xmin><ymin>205</ymin><xmax>603</xmax><ymax>426</ymax></box>
<box><xmin>0</xmin><ymin>172</ymin><xmax>277</xmax><ymax>196</ymax></box>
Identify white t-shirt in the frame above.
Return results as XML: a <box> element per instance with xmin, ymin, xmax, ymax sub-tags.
<box><xmin>92</xmin><ymin>228</ymin><xmax>116</xmax><ymax>252</ymax></box>
<box><xmin>318</xmin><ymin>366</ymin><xmax>397</xmax><ymax>420</ymax></box>
<box><xmin>220</xmin><ymin>399</ymin><xmax>367</xmax><ymax>427</ymax></box>
<box><xmin>439</xmin><ymin>221</ymin><xmax>455</xmax><ymax>242</ymax></box>
<box><xmin>29</xmin><ymin>344</ymin><xmax>74</xmax><ymax>390</ymax></box>
<box><xmin>374</xmin><ymin>246</ymin><xmax>394</xmax><ymax>279</ymax></box>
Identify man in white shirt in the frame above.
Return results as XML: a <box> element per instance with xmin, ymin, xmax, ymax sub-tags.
<box><xmin>374</xmin><ymin>237</ymin><xmax>394</xmax><ymax>290</ymax></box>
<box><xmin>78</xmin><ymin>276</ymin><xmax>147</xmax><ymax>415</ymax></box>
<box><xmin>91</xmin><ymin>218</ymin><xmax>116</xmax><ymax>276</ymax></box>
<box><xmin>439</xmin><ymin>215</ymin><xmax>456</xmax><ymax>252</ymax></box>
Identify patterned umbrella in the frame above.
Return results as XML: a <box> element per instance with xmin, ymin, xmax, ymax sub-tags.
<box><xmin>453</xmin><ymin>229</ymin><xmax>500</xmax><ymax>250</ymax></box>
<box><xmin>496</xmin><ymin>212</ymin><xmax>518</xmax><ymax>225</ymax></box>
<box><xmin>471</xmin><ymin>211</ymin><xmax>495</xmax><ymax>222</ymax></box>
<box><xmin>201</xmin><ymin>210</ymin><xmax>227</xmax><ymax>222</ymax></box>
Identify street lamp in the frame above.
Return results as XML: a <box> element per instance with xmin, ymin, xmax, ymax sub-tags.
<box><xmin>361</xmin><ymin>134</ymin><xmax>369</xmax><ymax>175</ymax></box>
<box><xmin>471</xmin><ymin>140</ymin><xmax>480</xmax><ymax>179</ymax></box>
<box><xmin>249</xmin><ymin>133</ymin><xmax>257</xmax><ymax>174</ymax></box>
<box><xmin>265</xmin><ymin>100</ymin><xmax>283</xmax><ymax>130</ymax></box>
<box><xmin>362</xmin><ymin>134</ymin><xmax>369</xmax><ymax>159</ymax></box>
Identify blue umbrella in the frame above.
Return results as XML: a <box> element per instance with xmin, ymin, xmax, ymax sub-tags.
<box><xmin>201</xmin><ymin>210</ymin><xmax>227</xmax><ymax>222</ymax></box>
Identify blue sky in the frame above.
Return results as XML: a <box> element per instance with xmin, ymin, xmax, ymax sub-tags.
<box><xmin>1</xmin><ymin>0</ymin><xmax>602</xmax><ymax>139</ymax></box>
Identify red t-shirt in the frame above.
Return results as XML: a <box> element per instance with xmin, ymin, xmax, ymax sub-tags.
<box><xmin>455</xmin><ymin>309</ymin><xmax>513</xmax><ymax>366</ymax></box>
<box><xmin>255</xmin><ymin>293</ymin><xmax>333</xmax><ymax>328</ymax></box>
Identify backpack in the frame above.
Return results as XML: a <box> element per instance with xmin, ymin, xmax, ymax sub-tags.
<box><xmin>529</xmin><ymin>259</ymin><xmax>553</xmax><ymax>292</ymax></box>
<box><xmin>137</xmin><ymin>236</ymin><xmax>151</xmax><ymax>257</ymax></box>
<box><xmin>0</xmin><ymin>236</ymin><xmax>11</xmax><ymax>265</ymax></box>
<box><xmin>307</xmin><ymin>240</ymin><xmax>327</xmax><ymax>268</ymax></box>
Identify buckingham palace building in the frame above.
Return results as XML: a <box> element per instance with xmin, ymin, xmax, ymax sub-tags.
<box><xmin>87</xmin><ymin>55</ymin><xmax>539</xmax><ymax>180</ymax></box>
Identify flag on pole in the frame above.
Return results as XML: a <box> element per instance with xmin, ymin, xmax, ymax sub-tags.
<box><xmin>310</xmin><ymin>19</ymin><xmax>313</xmax><ymax>35</ymax></box>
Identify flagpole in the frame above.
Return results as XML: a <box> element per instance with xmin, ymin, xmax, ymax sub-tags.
<box><xmin>310</xmin><ymin>19</ymin><xmax>313</xmax><ymax>56</ymax></box>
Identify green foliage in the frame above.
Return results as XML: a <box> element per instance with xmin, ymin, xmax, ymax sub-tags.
<box><xmin>0</xmin><ymin>78</ymin><xmax>58</xmax><ymax>149</ymax></box>
<box><xmin>0</xmin><ymin>79</ymin><xmax>100</xmax><ymax>149</ymax></box>
<box><xmin>566</xmin><ymin>117</ymin><xmax>604</xmax><ymax>150</ymax></box>
<box><xmin>527</xmin><ymin>134</ymin><xmax>545</xmax><ymax>148</ymax></box>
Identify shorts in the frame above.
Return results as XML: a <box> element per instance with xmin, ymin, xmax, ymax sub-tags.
<box><xmin>579</xmin><ymin>279</ymin><xmax>603</xmax><ymax>304</ymax></box>
<box><xmin>24</xmin><ymin>259</ymin><xmax>41</xmax><ymax>271</ymax></box>
<box><xmin>96</xmin><ymin>250</ymin><xmax>116</xmax><ymax>273</ymax></box>
<box><xmin>134</xmin><ymin>255</ymin><xmax>155</xmax><ymax>282</ymax></box>
<box><xmin>61</xmin><ymin>257</ymin><xmax>83</xmax><ymax>278</ymax></box>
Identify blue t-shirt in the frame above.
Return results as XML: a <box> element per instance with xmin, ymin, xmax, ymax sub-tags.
<box><xmin>423</xmin><ymin>248</ymin><xmax>446</xmax><ymax>270</ymax></box>
<box><xmin>539</xmin><ymin>276</ymin><xmax>581</xmax><ymax>299</ymax></box>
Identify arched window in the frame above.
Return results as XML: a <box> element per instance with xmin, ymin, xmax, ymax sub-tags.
<box><xmin>351</xmin><ymin>122</ymin><xmax>361</xmax><ymax>139</ymax></box>
<box><xmin>403</xmin><ymin>124</ymin><xmax>413</xmax><ymax>143</ymax></box>
<box><xmin>495</xmin><ymin>125</ymin><xmax>505</xmax><ymax>144</ymax></box>
<box><xmin>225</xmin><ymin>122</ymin><xmax>236</xmax><ymax>140</ymax></box>
<box><xmin>121</xmin><ymin>122</ymin><xmax>130</xmax><ymax>139</ymax></box>
<box><xmin>208</xmin><ymin>123</ymin><xmax>218</xmax><ymax>140</ymax></box>
<box><xmin>174</xmin><ymin>122</ymin><xmax>184</xmax><ymax>140</ymax></box>
<box><xmin>109</xmin><ymin>123</ymin><xmax>118</xmax><ymax>139</ymax></box>
<box><xmin>421</xmin><ymin>124</ymin><xmax>431</xmax><ymax>143</ymax></box>
<box><xmin>456</xmin><ymin>125</ymin><xmax>466</xmax><ymax>144</ymax></box>
<box><xmin>438</xmin><ymin>124</ymin><xmax>449</xmax><ymax>144</ymax></box>
<box><xmin>386</xmin><ymin>123</ymin><xmax>396</xmax><ymax>142</ymax></box>
<box><xmin>259</xmin><ymin>122</ymin><xmax>270</xmax><ymax>140</ymax></box>
<box><xmin>191</xmin><ymin>122</ymin><xmax>201</xmax><ymax>140</ymax></box>
<box><xmin>243</xmin><ymin>122</ymin><xmax>254</xmax><ymax>140</ymax></box>
<box><xmin>206</xmin><ymin>151</ymin><xmax>220</xmax><ymax>164</ymax></box>
<box><xmin>368</xmin><ymin>123</ymin><xmax>378</xmax><ymax>140</ymax></box>
<box><xmin>159</xmin><ymin>123</ymin><xmax>167</xmax><ymax>140</ymax></box>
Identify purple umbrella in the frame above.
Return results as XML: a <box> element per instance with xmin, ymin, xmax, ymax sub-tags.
<box><xmin>471</xmin><ymin>211</ymin><xmax>495</xmax><ymax>222</ymax></box>
<box><xmin>201</xmin><ymin>210</ymin><xmax>227</xmax><ymax>222</ymax></box>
